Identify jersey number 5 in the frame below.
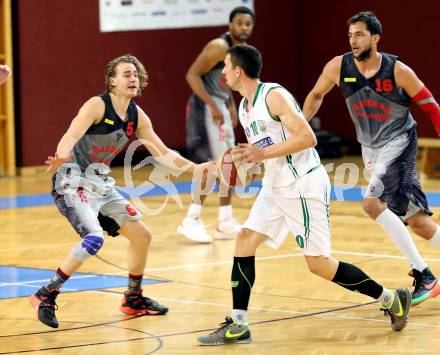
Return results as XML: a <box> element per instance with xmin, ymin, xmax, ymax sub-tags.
<box><xmin>375</xmin><ymin>79</ymin><xmax>393</xmax><ymax>93</ymax></box>
<box><xmin>126</xmin><ymin>122</ymin><xmax>134</xmax><ymax>137</ymax></box>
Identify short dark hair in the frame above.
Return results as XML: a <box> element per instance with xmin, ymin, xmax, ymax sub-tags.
<box><xmin>227</xmin><ymin>44</ymin><xmax>262</xmax><ymax>79</ymax></box>
<box><xmin>347</xmin><ymin>11</ymin><xmax>382</xmax><ymax>35</ymax></box>
<box><xmin>229</xmin><ymin>6</ymin><xmax>255</xmax><ymax>23</ymax></box>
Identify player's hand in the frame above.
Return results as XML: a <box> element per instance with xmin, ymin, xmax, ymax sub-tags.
<box><xmin>233</xmin><ymin>143</ymin><xmax>265</xmax><ymax>164</ymax></box>
<box><xmin>209</xmin><ymin>103</ymin><xmax>224</xmax><ymax>125</ymax></box>
<box><xmin>0</xmin><ymin>65</ymin><xmax>11</xmax><ymax>85</ymax></box>
<box><xmin>45</xmin><ymin>152</ymin><xmax>72</xmax><ymax>172</ymax></box>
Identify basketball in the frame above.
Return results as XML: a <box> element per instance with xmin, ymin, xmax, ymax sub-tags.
<box><xmin>216</xmin><ymin>148</ymin><xmax>257</xmax><ymax>188</ymax></box>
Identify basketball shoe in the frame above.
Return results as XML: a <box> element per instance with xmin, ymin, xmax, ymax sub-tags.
<box><xmin>380</xmin><ymin>288</ymin><xmax>411</xmax><ymax>331</ymax></box>
<box><xmin>177</xmin><ymin>217</ymin><xmax>213</xmax><ymax>243</ymax></box>
<box><xmin>215</xmin><ymin>216</ymin><xmax>241</xmax><ymax>240</ymax></box>
<box><xmin>120</xmin><ymin>290</ymin><xmax>168</xmax><ymax>315</ymax></box>
<box><xmin>409</xmin><ymin>267</ymin><xmax>440</xmax><ymax>306</ymax></box>
<box><xmin>29</xmin><ymin>287</ymin><xmax>60</xmax><ymax>328</ymax></box>
<box><xmin>197</xmin><ymin>316</ymin><xmax>252</xmax><ymax>345</ymax></box>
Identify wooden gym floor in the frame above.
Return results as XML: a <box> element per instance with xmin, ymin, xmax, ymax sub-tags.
<box><xmin>1</xmin><ymin>157</ymin><xmax>440</xmax><ymax>354</ymax></box>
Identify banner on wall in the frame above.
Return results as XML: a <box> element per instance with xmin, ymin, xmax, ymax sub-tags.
<box><xmin>99</xmin><ymin>0</ymin><xmax>254</xmax><ymax>33</ymax></box>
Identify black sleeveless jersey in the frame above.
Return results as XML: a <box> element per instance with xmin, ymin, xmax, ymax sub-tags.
<box><xmin>201</xmin><ymin>32</ymin><xmax>233</xmax><ymax>101</ymax></box>
<box><xmin>339</xmin><ymin>52</ymin><xmax>415</xmax><ymax>148</ymax></box>
<box><xmin>70</xmin><ymin>92</ymin><xmax>138</xmax><ymax>172</ymax></box>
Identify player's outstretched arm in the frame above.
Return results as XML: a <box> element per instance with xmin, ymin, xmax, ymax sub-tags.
<box><xmin>135</xmin><ymin>107</ymin><xmax>216</xmax><ymax>184</ymax></box>
<box><xmin>395</xmin><ymin>61</ymin><xmax>440</xmax><ymax>136</ymax></box>
<box><xmin>46</xmin><ymin>97</ymin><xmax>104</xmax><ymax>171</ymax></box>
<box><xmin>302</xmin><ymin>56</ymin><xmax>341</xmax><ymax>121</ymax></box>
<box><xmin>135</xmin><ymin>106</ymin><xmax>201</xmax><ymax>172</ymax></box>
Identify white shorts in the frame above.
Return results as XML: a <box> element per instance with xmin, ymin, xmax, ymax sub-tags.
<box><xmin>205</xmin><ymin>96</ymin><xmax>235</xmax><ymax>159</ymax></box>
<box><xmin>243</xmin><ymin>165</ymin><xmax>332</xmax><ymax>256</ymax></box>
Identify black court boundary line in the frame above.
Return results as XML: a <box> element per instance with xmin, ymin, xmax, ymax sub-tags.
<box><xmin>0</xmin><ymin>300</ymin><xmax>376</xmax><ymax>354</ymax></box>
<box><xmin>101</xmin><ymin>284</ymin><xmax>362</xmax><ymax>306</ymax></box>
<box><xmin>0</xmin><ymin>314</ymin><xmax>144</xmax><ymax>338</ymax></box>
<box><xmin>95</xmin><ymin>255</ymin><xmax>363</xmax><ymax>306</ymax></box>
<box><xmin>0</xmin><ymin>324</ymin><xmax>163</xmax><ymax>354</ymax></box>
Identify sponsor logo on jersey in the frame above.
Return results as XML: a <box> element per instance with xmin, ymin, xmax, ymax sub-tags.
<box><xmin>92</xmin><ymin>145</ymin><xmax>122</xmax><ymax>154</ymax></box>
<box><xmin>104</xmin><ymin>118</ymin><xmax>114</xmax><ymax>125</ymax></box>
<box><xmin>253</xmin><ymin>136</ymin><xmax>274</xmax><ymax>148</ymax></box>
<box><xmin>351</xmin><ymin>99</ymin><xmax>392</xmax><ymax>122</ymax></box>
<box><xmin>344</xmin><ymin>77</ymin><xmax>357</xmax><ymax>82</ymax></box>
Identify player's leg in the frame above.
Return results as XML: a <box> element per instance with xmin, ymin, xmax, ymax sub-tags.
<box><xmin>197</xmin><ymin>228</ymin><xmax>266</xmax><ymax>346</ymax></box>
<box><xmin>363</xmin><ymin>196</ymin><xmax>429</xmax><ymax>274</ymax></box>
<box><xmin>117</xmin><ymin>220</ymin><xmax>168</xmax><ymax>315</ymax></box>
<box><xmin>295</xmin><ymin>166</ymin><xmax>410</xmax><ymax>331</ymax></box>
<box><xmin>179</xmin><ymin>96</ymin><xmax>239</xmax><ymax>242</ymax></box>
<box><xmin>362</xmin><ymin>132</ymin><xmax>438</xmax><ymax>305</ymax></box>
<box><xmin>406</xmin><ymin>211</ymin><xmax>437</xmax><ymax>241</ymax></box>
<box><xmin>179</xmin><ymin>94</ymin><xmax>215</xmax><ymax>242</ymax></box>
<box><xmin>198</xmin><ymin>189</ymin><xmax>285</xmax><ymax>345</ymax></box>
<box><xmin>30</xmin><ymin>185</ymin><xmax>104</xmax><ymax>328</ymax></box>
<box><xmin>305</xmin><ymin>255</ymin><xmax>411</xmax><ymax>331</ymax></box>
<box><xmin>99</xmin><ymin>193</ymin><xmax>168</xmax><ymax>315</ymax></box>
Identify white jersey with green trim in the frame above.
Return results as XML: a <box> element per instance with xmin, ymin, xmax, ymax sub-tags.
<box><xmin>238</xmin><ymin>82</ymin><xmax>321</xmax><ymax>188</ymax></box>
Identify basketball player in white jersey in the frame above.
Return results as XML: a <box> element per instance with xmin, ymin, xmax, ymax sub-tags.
<box><xmin>0</xmin><ymin>64</ymin><xmax>11</xmax><ymax>85</ymax></box>
<box><xmin>197</xmin><ymin>44</ymin><xmax>411</xmax><ymax>345</ymax></box>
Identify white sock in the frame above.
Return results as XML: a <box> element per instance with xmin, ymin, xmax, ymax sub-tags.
<box><xmin>186</xmin><ymin>203</ymin><xmax>202</xmax><ymax>219</ymax></box>
<box><xmin>231</xmin><ymin>309</ymin><xmax>248</xmax><ymax>324</ymax></box>
<box><xmin>429</xmin><ymin>225</ymin><xmax>440</xmax><ymax>250</ymax></box>
<box><xmin>377</xmin><ymin>287</ymin><xmax>393</xmax><ymax>307</ymax></box>
<box><xmin>219</xmin><ymin>205</ymin><xmax>232</xmax><ymax>221</ymax></box>
<box><xmin>376</xmin><ymin>209</ymin><xmax>427</xmax><ymax>272</ymax></box>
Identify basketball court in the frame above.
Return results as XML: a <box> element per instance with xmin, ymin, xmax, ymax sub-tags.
<box><xmin>1</xmin><ymin>160</ymin><xmax>440</xmax><ymax>354</ymax></box>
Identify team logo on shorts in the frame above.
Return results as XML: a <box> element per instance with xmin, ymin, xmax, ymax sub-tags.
<box><xmin>244</xmin><ymin>127</ymin><xmax>251</xmax><ymax>137</ymax></box>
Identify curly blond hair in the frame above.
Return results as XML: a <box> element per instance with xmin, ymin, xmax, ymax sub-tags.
<box><xmin>105</xmin><ymin>54</ymin><xmax>148</xmax><ymax>96</ymax></box>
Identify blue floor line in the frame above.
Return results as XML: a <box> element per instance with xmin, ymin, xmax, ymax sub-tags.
<box><xmin>0</xmin><ymin>266</ymin><xmax>166</xmax><ymax>299</ymax></box>
<box><xmin>1</xmin><ymin>181</ymin><xmax>440</xmax><ymax>209</ymax></box>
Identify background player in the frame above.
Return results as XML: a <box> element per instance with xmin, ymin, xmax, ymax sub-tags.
<box><xmin>178</xmin><ymin>6</ymin><xmax>255</xmax><ymax>243</ymax></box>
